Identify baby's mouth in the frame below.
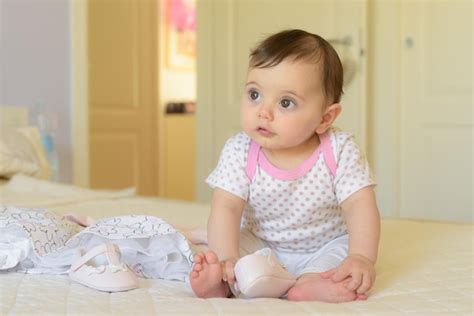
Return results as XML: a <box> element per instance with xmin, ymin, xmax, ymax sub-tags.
<box><xmin>257</xmin><ymin>127</ymin><xmax>274</xmax><ymax>137</ymax></box>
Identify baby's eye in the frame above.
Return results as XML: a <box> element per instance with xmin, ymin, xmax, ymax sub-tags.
<box><xmin>280</xmin><ymin>98</ymin><xmax>296</xmax><ymax>109</ymax></box>
<box><xmin>249</xmin><ymin>89</ymin><xmax>261</xmax><ymax>101</ymax></box>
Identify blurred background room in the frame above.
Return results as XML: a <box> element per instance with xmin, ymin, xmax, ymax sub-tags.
<box><xmin>0</xmin><ymin>0</ymin><xmax>472</xmax><ymax>223</ymax></box>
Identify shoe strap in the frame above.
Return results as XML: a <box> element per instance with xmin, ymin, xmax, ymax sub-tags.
<box><xmin>70</xmin><ymin>243</ymin><xmax>121</xmax><ymax>272</ymax></box>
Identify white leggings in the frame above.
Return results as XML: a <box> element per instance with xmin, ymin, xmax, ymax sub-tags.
<box><xmin>238</xmin><ymin>229</ymin><xmax>349</xmax><ymax>278</ymax></box>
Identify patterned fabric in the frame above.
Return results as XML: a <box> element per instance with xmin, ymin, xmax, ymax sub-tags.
<box><xmin>0</xmin><ymin>206</ymin><xmax>80</xmax><ymax>257</ymax></box>
<box><xmin>0</xmin><ymin>206</ymin><xmax>194</xmax><ymax>281</ymax></box>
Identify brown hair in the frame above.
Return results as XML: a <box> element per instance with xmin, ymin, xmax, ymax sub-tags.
<box><xmin>249</xmin><ymin>29</ymin><xmax>343</xmax><ymax>103</ymax></box>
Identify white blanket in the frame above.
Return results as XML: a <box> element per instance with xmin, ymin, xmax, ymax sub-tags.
<box><xmin>1</xmin><ymin>219</ymin><xmax>472</xmax><ymax>315</ymax></box>
<box><xmin>0</xmin><ymin>176</ymin><xmax>472</xmax><ymax>315</ymax></box>
<box><xmin>0</xmin><ymin>174</ymin><xmax>135</xmax><ymax>208</ymax></box>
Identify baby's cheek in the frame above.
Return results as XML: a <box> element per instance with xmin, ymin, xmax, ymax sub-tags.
<box><xmin>240</xmin><ymin>111</ymin><xmax>252</xmax><ymax>131</ymax></box>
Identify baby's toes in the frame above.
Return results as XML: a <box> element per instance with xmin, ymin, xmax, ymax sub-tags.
<box><xmin>193</xmin><ymin>263</ymin><xmax>203</xmax><ymax>272</ymax></box>
<box><xmin>204</xmin><ymin>251</ymin><xmax>219</xmax><ymax>264</ymax></box>
<box><xmin>194</xmin><ymin>252</ymin><xmax>205</xmax><ymax>264</ymax></box>
<box><xmin>356</xmin><ymin>293</ymin><xmax>368</xmax><ymax>300</ymax></box>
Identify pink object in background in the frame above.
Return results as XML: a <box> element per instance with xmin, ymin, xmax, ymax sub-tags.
<box><xmin>169</xmin><ymin>0</ymin><xmax>196</xmax><ymax>31</ymax></box>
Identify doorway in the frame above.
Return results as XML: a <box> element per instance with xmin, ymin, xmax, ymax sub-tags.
<box><xmin>85</xmin><ymin>0</ymin><xmax>197</xmax><ymax>200</ymax></box>
<box><xmin>159</xmin><ymin>0</ymin><xmax>197</xmax><ymax>201</ymax></box>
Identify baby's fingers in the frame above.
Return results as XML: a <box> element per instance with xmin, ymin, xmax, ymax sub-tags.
<box><xmin>356</xmin><ymin>273</ymin><xmax>373</xmax><ymax>294</ymax></box>
<box><xmin>331</xmin><ymin>265</ymin><xmax>351</xmax><ymax>283</ymax></box>
<box><xmin>345</xmin><ymin>272</ymin><xmax>362</xmax><ymax>291</ymax></box>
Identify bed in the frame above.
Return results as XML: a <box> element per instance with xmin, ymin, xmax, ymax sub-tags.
<box><xmin>0</xmin><ymin>175</ymin><xmax>472</xmax><ymax>315</ymax></box>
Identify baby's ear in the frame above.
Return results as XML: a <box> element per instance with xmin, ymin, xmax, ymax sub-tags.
<box><xmin>315</xmin><ymin>103</ymin><xmax>341</xmax><ymax>134</ymax></box>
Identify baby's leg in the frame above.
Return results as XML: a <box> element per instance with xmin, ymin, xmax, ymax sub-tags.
<box><xmin>189</xmin><ymin>229</ymin><xmax>265</xmax><ymax>298</ymax></box>
<box><xmin>190</xmin><ymin>251</ymin><xmax>230</xmax><ymax>298</ymax></box>
<box><xmin>287</xmin><ymin>273</ymin><xmax>367</xmax><ymax>302</ymax></box>
<box><xmin>285</xmin><ymin>234</ymin><xmax>367</xmax><ymax>302</ymax></box>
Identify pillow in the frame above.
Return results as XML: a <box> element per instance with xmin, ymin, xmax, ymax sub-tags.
<box><xmin>0</xmin><ymin>127</ymin><xmax>51</xmax><ymax>179</ymax></box>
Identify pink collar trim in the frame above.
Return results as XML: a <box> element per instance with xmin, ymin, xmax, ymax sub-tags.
<box><xmin>257</xmin><ymin>142</ymin><xmax>323</xmax><ymax>181</ymax></box>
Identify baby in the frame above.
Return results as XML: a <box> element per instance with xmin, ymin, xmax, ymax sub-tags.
<box><xmin>190</xmin><ymin>29</ymin><xmax>380</xmax><ymax>302</ymax></box>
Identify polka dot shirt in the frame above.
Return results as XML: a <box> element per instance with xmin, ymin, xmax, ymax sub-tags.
<box><xmin>206</xmin><ymin>127</ymin><xmax>376</xmax><ymax>253</ymax></box>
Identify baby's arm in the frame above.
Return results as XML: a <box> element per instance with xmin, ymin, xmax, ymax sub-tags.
<box><xmin>207</xmin><ymin>187</ymin><xmax>245</xmax><ymax>284</ymax></box>
<box><xmin>341</xmin><ymin>186</ymin><xmax>380</xmax><ymax>263</ymax></box>
<box><xmin>322</xmin><ymin>186</ymin><xmax>380</xmax><ymax>294</ymax></box>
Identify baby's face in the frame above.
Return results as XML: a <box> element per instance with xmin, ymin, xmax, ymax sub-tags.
<box><xmin>240</xmin><ymin>58</ymin><xmax>329</xmax><ymax>152</ymax></box>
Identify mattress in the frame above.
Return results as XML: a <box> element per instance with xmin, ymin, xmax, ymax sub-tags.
<box><xmin>1</xmin><ymin>176</ymin><xmax>473</xmax><ymax>315</ymax></box>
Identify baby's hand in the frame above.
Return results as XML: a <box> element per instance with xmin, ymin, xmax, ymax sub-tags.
<box><xmin>220</xmin><ymin>257</ymin><xmax>239</xmax><ymax>285</ymax></box>
<box><xmin>320</xmin><ymin>254</ymin><xmax>376</xmax><ymax>294</ymax></box>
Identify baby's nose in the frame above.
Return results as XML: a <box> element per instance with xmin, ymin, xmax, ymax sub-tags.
<box><xmin>258</xmin><ymin>104</ymin><xmax>273</xmax><ymax>120</ymax></box>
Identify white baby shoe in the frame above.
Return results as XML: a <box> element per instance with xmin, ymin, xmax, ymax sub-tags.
<box><xmin>234</xmin><ymin>248</ymin><xmax>296</xmax><ymax>298</ymax></box>
<box><xmin>69</xmin><ymin>243</ymin><xmax>138</xmax><ymax>292</ymax></box>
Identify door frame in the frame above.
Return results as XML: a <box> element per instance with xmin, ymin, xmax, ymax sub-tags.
<box><xmin>366</xmin><ymin>1</ymin><xmax>402</xmax><ymax>218</ymax></box>
<box><xmin>71</xmin><ymin>0</ymin><xmax>89</xmax><ymax>187</ymax></box>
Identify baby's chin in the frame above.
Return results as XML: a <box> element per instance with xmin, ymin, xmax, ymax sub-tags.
<box><xmin>250</xmin><ymin>135</ymin><xmax>286</xmax><ymax>150</ymax></box>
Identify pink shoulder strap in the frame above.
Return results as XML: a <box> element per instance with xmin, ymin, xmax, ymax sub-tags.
<box><xmin>320</xmin><ymin>132</ymin><xmax>337</xmax><ymax>177</ymax></box>
<box><xmin>245</xmin><ymin>140</ymin><xmax>260</xmax><ymax>181</ymax></box>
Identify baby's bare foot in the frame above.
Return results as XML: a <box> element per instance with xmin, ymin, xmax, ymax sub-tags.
<box><xmin>287</xmin><ymin>275</ymin><xmax>365</xmax><ymax>303</ymax></box>
<box><xmin>190</xmin><ymin>251</ymin><xmax>230</xmax><ymax>298</ymax></box>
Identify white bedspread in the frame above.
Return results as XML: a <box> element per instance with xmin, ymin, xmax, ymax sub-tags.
<box><xmin>0</xmin><ymin>176</ymin><xmax>472</xmax><ymax>315</ymax></box>
<box><xmin>0</xmin><ymin>175</ymin><xmax>135</xmax><ymax>208</ymax></box>
<box><xmin>0</xmin><ymin>175</ymin><xmax>210</xmax><ymax>228</ymax></box>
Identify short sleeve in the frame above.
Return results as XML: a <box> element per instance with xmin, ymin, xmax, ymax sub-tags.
<box><xmin>205</xmin><ymin>133</ymin><xmax>251</xmax><ymax>201</ymax></box>
<box><xmin>333</xmin><ymin>133</ymin><xmax>376</xmax><ymax>204</ymax></box>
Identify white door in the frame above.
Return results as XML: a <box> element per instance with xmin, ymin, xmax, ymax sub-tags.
<box><xmin>400</xmin><ymin>1</ymin><xmax>473</xmax><ymax>221</ymax></box>
<box><xmin>197</xmin><ymin>0</ymin><xmax>368</xmax><ymax>202</ymax></box>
